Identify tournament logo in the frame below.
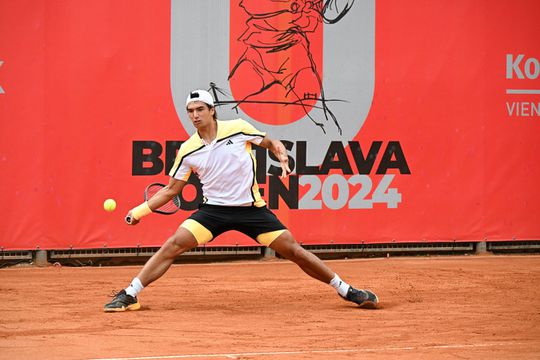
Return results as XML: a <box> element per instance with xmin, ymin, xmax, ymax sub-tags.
<box><xmin>171</xmin><ymin>0</ymin><xmax>375</xmax><ymax>160</ymax></box>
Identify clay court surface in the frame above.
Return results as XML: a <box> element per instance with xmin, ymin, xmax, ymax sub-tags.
<box><xmin>1</xmin><ymin>255</ymin><xmax>539</xmax><ymax>360</ymax></box>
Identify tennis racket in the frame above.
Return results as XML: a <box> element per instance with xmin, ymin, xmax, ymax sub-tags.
<box><xmin>125</xmin><ymin>183</ymin><xmax>182</xmax><ymax>224</ymax></box>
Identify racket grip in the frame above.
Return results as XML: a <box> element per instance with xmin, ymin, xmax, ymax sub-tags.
<box><xmin>125</xmin><ymin>215</ymin><xmax>133</xmax><ymax>224</ymax></box>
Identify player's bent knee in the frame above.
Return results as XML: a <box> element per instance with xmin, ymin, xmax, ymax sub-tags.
<box><xmin>163</xmin><ymin>229</ymin><xmax>198</xmax><ymax>256</ymax></box>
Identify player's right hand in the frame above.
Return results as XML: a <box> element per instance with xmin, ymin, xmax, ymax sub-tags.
<box><xmin>125</xmin><ymin>211</ymin><xmax>140</xmax><ymax>225</ymax></box>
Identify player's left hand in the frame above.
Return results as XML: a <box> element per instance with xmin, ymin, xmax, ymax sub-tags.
<box><xmin>279</xmin><ymin>160</ymin><xmax>291</xmax><ymax>179</ymax></box>
<box><xmin>274</xmin><ymin>145</ymin><xmax>291</xmax><ymax>179</ymax></box>
<box><xmin>262</xmin><ymin>137</ymin><xmax>292</xmax><ymax>179</ymax></box>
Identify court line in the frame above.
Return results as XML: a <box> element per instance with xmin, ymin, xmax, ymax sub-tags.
<box><xmin>88</xmin><ymin>341</ymin><xmax>532</xmax><ymax>360</ymax></box>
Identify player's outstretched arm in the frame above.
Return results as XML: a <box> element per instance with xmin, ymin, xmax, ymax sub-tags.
<box><xmin>149</xmin><ymin>178</ymin><xmax>185</xmax><ymax>208</ymax></box>
<box><xmin>259</xmin><ymin>136</ymin><xmax>291</xmax><ymax>179</ymax></box>
<box><xmin>126</xmin><ymin>178</ymin><xmax>186</xmax><ymax>225</ymax></box>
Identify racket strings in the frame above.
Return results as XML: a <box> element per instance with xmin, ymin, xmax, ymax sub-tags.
<box><xmin>157</xmin><ymin>200</ymin><xmax>181</xmax><ymax>213</ymax></box>
<box><xmin>146</xmin><ymin>184</ymin><xmax>181</xmax><ymax>214</ymax></box>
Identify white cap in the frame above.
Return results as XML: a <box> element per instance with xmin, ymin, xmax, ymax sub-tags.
<box><xmin>186</xmin><ymin>89</ymin><xmax>214</xmax><ymax>107</ymax></box>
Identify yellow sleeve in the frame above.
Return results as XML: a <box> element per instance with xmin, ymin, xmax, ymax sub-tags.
<box><xmin>238</xmin><ymin>119</ymin><xmax>266</xmax><ymax>137</ymax></box>
<box><xmin>168</xmin><ymin>138</ymin><xmax>201</xmax><ymax>181</ymax></box>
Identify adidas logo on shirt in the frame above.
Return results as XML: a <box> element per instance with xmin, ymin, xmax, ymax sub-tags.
<box><xmin>226</xmin><ymin>139</ymin><xmax>233</xmax><ymax>145</ymax></box>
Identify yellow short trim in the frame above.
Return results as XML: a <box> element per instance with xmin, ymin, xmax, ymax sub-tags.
<box><xmin>256</xmin><ymin>230</ymin><xmax>286</xmax><ymax>246</ymax></box>
<box><xmin>180</xmin><ymin>219</ymin><xmax>213</xmax><ymax>245</ymax></box>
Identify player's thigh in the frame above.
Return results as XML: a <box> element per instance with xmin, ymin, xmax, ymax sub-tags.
<box><xmin>165</xmin><ymin>226</ymin><xmax>198</xmax><ymax>253</ymax></box>
<box><xmin>268</xmin><ymin>230</ymin><xmax>304</xmax><ymax>259</ymax></box>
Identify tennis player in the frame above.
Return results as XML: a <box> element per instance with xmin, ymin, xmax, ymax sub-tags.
<box><xmin>104</xmin><ymin>89</ymin><xmax>378</xmax><ymax>312</ymax></box>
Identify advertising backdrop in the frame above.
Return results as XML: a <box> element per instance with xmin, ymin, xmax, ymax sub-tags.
<box><xmin>1</xmin><ymin>0</ymin><xmax>539</xmax><ymax>250</ymax></box>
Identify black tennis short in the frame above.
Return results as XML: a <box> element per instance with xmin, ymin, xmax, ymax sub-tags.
<box><xmin>184</xmin><ymin>204</ymin><xmax>287</xmax><ymax>245</ymax></box>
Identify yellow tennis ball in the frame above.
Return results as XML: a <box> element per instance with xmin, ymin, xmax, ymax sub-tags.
<box><xmin>103</xmin><ymin>198</ymin><xmax>117</xmax><ymax>212</ymax></box>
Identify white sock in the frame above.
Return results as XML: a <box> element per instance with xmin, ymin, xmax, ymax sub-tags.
<box><xmin>329</xmin><ymin>274</ymin><xmax>350</xmax><ymax>297</ymax></box>
<box><xmin>125</xmin><ymin>277</ymin><xmax>144</xmax><ymax>297</ymax></box>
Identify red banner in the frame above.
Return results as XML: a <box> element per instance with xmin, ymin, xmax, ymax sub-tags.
<box><xmin>1</xmin><ymin>0</ymin><xmax>539</xmax><ymax>250</ymax></box>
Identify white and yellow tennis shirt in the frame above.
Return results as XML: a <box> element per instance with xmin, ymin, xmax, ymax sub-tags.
<box><xmin>169</xmin><ymin>119</ymin><xmax>267</xmax><ymax>207</ymax></box>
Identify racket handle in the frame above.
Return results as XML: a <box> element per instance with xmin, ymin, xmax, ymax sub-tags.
<box><xmin>125</xmin><ymin>215</ymin><xmax>133</xmax><ymax>224</ymax></box>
